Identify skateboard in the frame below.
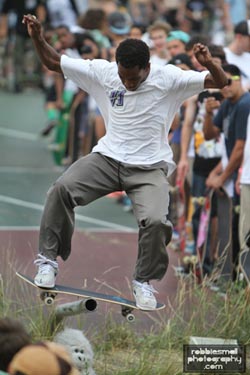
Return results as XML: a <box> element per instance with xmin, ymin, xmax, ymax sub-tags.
<box><xmin>175</xmin><ymin>196</ymin><xmax>204</xmax><ymax>278</ymax></box>
<box><xmin>175</xmin><ymin>192</ymin><xmax>214</xmax><ymax>281</ymax></box>
<box><xmin>238</xmin><ymin>231</ymin><xmax>250</xmax><ymax>288</ymax></box>
<box><xmin>49</xmin><ymin>91</ymin><xmax>73</xmax><ymax>166</ymax></box>
<box><xmin>210</xmin><ymin>188</ymin><xmax>233</xmax><ymax>290</ymax></box>
<box><xmin>176</xmin><ymin>179</ymin><xmax>186</xmax><ymax>252</ymax></box>
<box><xmin>16</xmin><ymin>272</ymin><xmax>165</xmax><ymax>322</ymax></box>
<box><xmin>195</xmin><ymin>189</ymin><xmax>214</xmax><ymax>281</ymax></box>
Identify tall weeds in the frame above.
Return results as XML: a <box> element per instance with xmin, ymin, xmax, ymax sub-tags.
<box><xmin>1</xmin><ymin>251</ymin><xmax>249</xmax><ymax>374</ymax></box>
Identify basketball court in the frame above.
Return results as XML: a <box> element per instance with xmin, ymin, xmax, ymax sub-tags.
<box><xmin>0</xmin><ymin>90</ymin><xmax>179</xmax><ymax>330</ymax></box>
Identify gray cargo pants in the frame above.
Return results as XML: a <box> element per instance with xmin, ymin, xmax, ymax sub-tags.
<box><xmin>39</xmin><ymin>152</ymin><xmax>172</xmax><ymax>282</ymax></box>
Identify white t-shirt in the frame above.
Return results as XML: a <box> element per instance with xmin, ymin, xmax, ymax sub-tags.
<box><xmin>224</xmin><ymin>47</ymin><xmax>250</xmax><ymax>90</ymax></box>
<box><xmin>150</xmin><ymin>54</ymin><xmax>168</xmax><ymax>66</ymax></box>
<box><xmin>61</xmin><ymin>55</ymin><xmax>208</xmax><ymax>175</ymax></box>
<box><xmin>46</xmin><ymin>0</ymin><xmax>77</xmax><ymax>28</ymax></box>
<box><xmin>241</xmin><ymin>114</ymin><xmax>250</xmax><ymax>184</ymax></box>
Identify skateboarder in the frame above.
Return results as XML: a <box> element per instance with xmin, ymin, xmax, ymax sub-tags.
<box><xmin>23</xmin><ymin>14</ymin><xmax>228</xmax><ymax>310</ymax></box>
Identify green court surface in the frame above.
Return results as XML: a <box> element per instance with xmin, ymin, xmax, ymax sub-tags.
<box><xmin>0</xmin><ymin>90</ymin><xmax>137</xmax><ymax>232</ymax></box>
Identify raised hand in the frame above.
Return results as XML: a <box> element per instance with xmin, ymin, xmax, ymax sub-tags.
<box><xmin>193</xmin><ymin>43</ymin><xmax>212</xmax><ymax>67</ymax></box>
<box><xmin>22</xmin><ymin>14</ymin><xmax>42</xmax><ymax>39</ymax></box>
<box><xmin>205</xmin><ymin>96</ymin><xmax>221</xmax><ymax>114</ymax></box>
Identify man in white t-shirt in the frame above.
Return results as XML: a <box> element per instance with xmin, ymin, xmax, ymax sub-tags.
<box><xmin>224</xmin><ymin>19</ymin><xmax>250</xmax><ymax>90</ymax></box>
<box><xmin>45</xmin><ymin>0</ymin><xmax>79</xmax><ymax>29</ymax></box>
<box><xmin>23</xmin><ymin>14</ymin><xmax>228</xmax><ymax>310</ymax></box>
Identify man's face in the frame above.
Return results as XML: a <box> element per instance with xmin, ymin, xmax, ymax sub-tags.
<box><xmin>130</xmin><ymin>27</ymin><xmax>143</xmax><ymax>40</ymax></box>
<box><xmin>150</xmin><ymin>29</ymin><xmax>168</xmax><ymax>51</ymax></box>
<box><xmin>117</xmin><ymin>63</ymin><xmax>150</xmax><ymax>91</ymax></box>
<box><xmin>56</xmin><ymin>27</ymin><xmax>75</xmax><ymax>49</ymax></box>
<box><xmin>221</xmin><ymin>73</ymin><xmax>241</xmax><ymax>100</ymax></box>
<box><xmin>167</xmin><ymin>39</ymin><xmax>186</xmax><ymax>58</ymax></box>
<box><xmin>239</xmin><ymin>34</ymin><xmax>250</xmax><ymax>52</ymax></box>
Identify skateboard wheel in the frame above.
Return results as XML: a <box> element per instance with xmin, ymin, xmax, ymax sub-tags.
<box><xmin>121</xmin><ymin>306</ymin><xmax>135</xmax><ymax>321</ymax></box>
<box><xmin>126</xmin><ymin>313</ymin><xmax>135</xmax><ymax>322</ymax></box>
<box><xmin>40</xmin><ymin>292</ymin><xmax>56</xmax><ymax>305</ymax></box>
<box><xmin>44</xmin><ymin>296</ymin><xmax>55</xmax><ymax>305</ymax></box>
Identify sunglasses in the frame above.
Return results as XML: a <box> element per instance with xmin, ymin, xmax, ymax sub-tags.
<box><xmin>226</xmin><ymin>75</ymin><xmax>240</xmax><ymax>86</ymax></box>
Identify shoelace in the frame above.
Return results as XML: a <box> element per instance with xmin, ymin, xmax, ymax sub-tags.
<box><xmin>140</xmin><ymin>282</ymin><xmax>158</xmax><ymax>297</ymax></box>
<box><xmin>34</xmin><ymin>254</ymin><xmax>58</xmax><ymax>273</ymax></box>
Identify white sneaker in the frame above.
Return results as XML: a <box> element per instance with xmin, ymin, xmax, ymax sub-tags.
<box><xmin>132</xmin><ymin>280</ymin><xmax>158</xmax><ymax>310</ymax></box>
<box><xmin>34</xmin><ymin>254</ymin><xmax>58</xmax><ymax>288</ymax></box>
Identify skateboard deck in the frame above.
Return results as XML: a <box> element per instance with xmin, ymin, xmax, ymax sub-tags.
<box><xmin>195</xmin><ymin>189</ymin><xmax>214</xmax><ymax>281</ymax></box>
<box><xmin>175</xmin><ymin>196</ymin><xmax>205</xmax><ymax>279</ymax></box>
<box><xmin>50</xmin><ymin>91</ymin><xmax>73</xmax><ymax>166</ymax></box>
<box><xmin>176</xmin><ymin>179</ymin><xmax>186</xmax><ymax>252</ymax></box>
<box><xmin>239</xmin><ymin>247</ymin><xmax>250</xmax><ymax>287</ymax></box>
<box><xmin>16</xmin><ymin>272</ymin><xmax>165</xmax><ymax>322</ymax></box>
<box><xmin>211</xmin><ymin>188</ymin><xmax>233</xmax><ymax>289</ymax></box>
<box><xmin>51</xmin><ymin>106</ymin><xmax>70</xmax><ymax>165</ymax></box>
<box><xmin>239</xmin><ymin>231</ymin><xmax>250</xmax><ymax>287</ymax></box>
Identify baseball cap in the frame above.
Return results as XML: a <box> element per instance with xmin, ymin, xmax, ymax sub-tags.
<box><xmin>166</xmin><ymin>30</ymin><xmax>190</xmax><ymax>44</ymax></box>
<box><xmin>8</xmin><ymin>341</ymin><xmax>79</xmax><ymax>375</ymax></box>
<box><xmin>108</xmin><ymin>11</ymin><xmax>131</xmax><ymax>35</ymax></box>
<box><xmin>168</xmin><ymin>53</ymin><xmax>194</xmax><ymax>69</ymax></box>
<box><xmin>234</xmin><ymin>20</ymin><xmax>250</xmax><ymax>35</ymax></box>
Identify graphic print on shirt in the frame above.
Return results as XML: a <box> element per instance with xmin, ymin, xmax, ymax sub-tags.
<box><xmin>193</xmin><ymin>98</ymin><xmax>222</xmax><ymax>159</ymax></box>
<box><xmin>109</xmin><ymin>90</ymin><xmax>126</xmax><ymax>107</ymax></box>
<box><xmin>222</xmin><ymin>115</ymin><xmax>230</xmax><ymax>140</ymax></box>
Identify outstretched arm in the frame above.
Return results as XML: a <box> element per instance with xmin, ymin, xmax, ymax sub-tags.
<box><xmin>22</xmin><ymin>14</ymin><xmax>62</xmax><ymax>73</ymax></box>
<box><xmin>193</xmin><ymin>43</ymin><xmax>228</xmax><ymax>89</ymax></box>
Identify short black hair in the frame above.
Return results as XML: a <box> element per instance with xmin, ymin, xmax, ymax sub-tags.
<box><xmin>208</xmin><ymin>44</ymin><xmax>226</xmax><ymax>64</ymax></box>
<box><xmin>222</xmin><ymin>63</ymin><xmax>241</xmax><ymax>77</ymax></box>
<box><xmin>234</xmin><ymin>20</ymin><xmax>250</xmax><ymax>36</ymax></box>
<box><xmin>115</xmin><ymin>38</ymin><xmax>150</xmax><ymax>69</ymax></box>
<box><xmin>168</xmin><ymin>53</ymin><xmax>194</xmax><ymax>69</ymax></box>
<box><xmin>185</xmin><ymin>34</ymin><xmax>210</xmax><ymax>52</ymax></box>
<box><xmin>0</xmin><ymin>318</ymin><xmax>31</xmax><ymax>371</ymax></box>
<box><xmin>55</xmin><ymin>24</ymin><xmax>71</xmax><ymax>32</ymax></box>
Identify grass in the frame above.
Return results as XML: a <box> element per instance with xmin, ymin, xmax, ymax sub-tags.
<box><xmin>1</xmin><ymin>253</ymin><xmax>250</xmax><ymax>375</ymax></box>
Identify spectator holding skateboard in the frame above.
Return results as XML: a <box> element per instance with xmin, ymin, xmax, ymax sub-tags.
<box><xmin>23</xmin><ymin>13</ymin><xmax>228</xmax><ymax>310</ymax></box>
<box><xmin>204</xmin><ymin>64</ymin><xmax>250</xmax><ymax>276</ymax></box>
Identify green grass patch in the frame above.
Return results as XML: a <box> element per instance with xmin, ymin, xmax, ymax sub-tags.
<box><xmin>1</xmin><ymin>257</ymin><xmax>250</xmax><ymax>374</ymax></box>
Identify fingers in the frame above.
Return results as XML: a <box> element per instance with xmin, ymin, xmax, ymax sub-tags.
<box><xmin>22</xmin><ymin>14</ymin><xmax>37</xmax><ymax>25</ymax></box>
<box><xmin>193</xmin><ymin>43</ymin><xmax>209</xmax><ymax>56</ymax></box>
<box><xmin>205</xmin><ymin>97</ymin><xmax>220</xmax><ymax>112</ymax></box>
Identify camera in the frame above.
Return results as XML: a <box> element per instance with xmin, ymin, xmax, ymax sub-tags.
<box><xmin>209</xmin><ymin>91</ymin><xmax>223</xmax><ymax>102</ymax></box>
<box><xmin>79</xmin><ymin>45</ymin><xmax>93</xmax><ymax>55</ymax></box>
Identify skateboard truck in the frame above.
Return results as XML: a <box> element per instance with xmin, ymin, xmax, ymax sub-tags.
<box><xmin>40</xmin><ymin>291</ymin><xmax>57</xmax><ymax>305</ymax></box>
<box><xmin>121</xmin><ymin>306</ymin><xmax>135</xmax><ymax>322</ymax></box>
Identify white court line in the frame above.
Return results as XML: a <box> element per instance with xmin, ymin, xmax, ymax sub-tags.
<box><xmin>0</xmin><ymin>194</ymin><xmax>136</xmax><ymax>233</ymax></box>
<box><xmin>0</xmin><ymin>166</ymin><xmax>63</xmax><ymax>174</ymax></box>
<box><xmin>0</xmin><ymin>226</ymin><xmax>136</xmax><ymax>233</ymax></box>
<box><xmin>0</xmin><ymin>127</ymin><xmax>38</xmax><ymax>141</ymax></box>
